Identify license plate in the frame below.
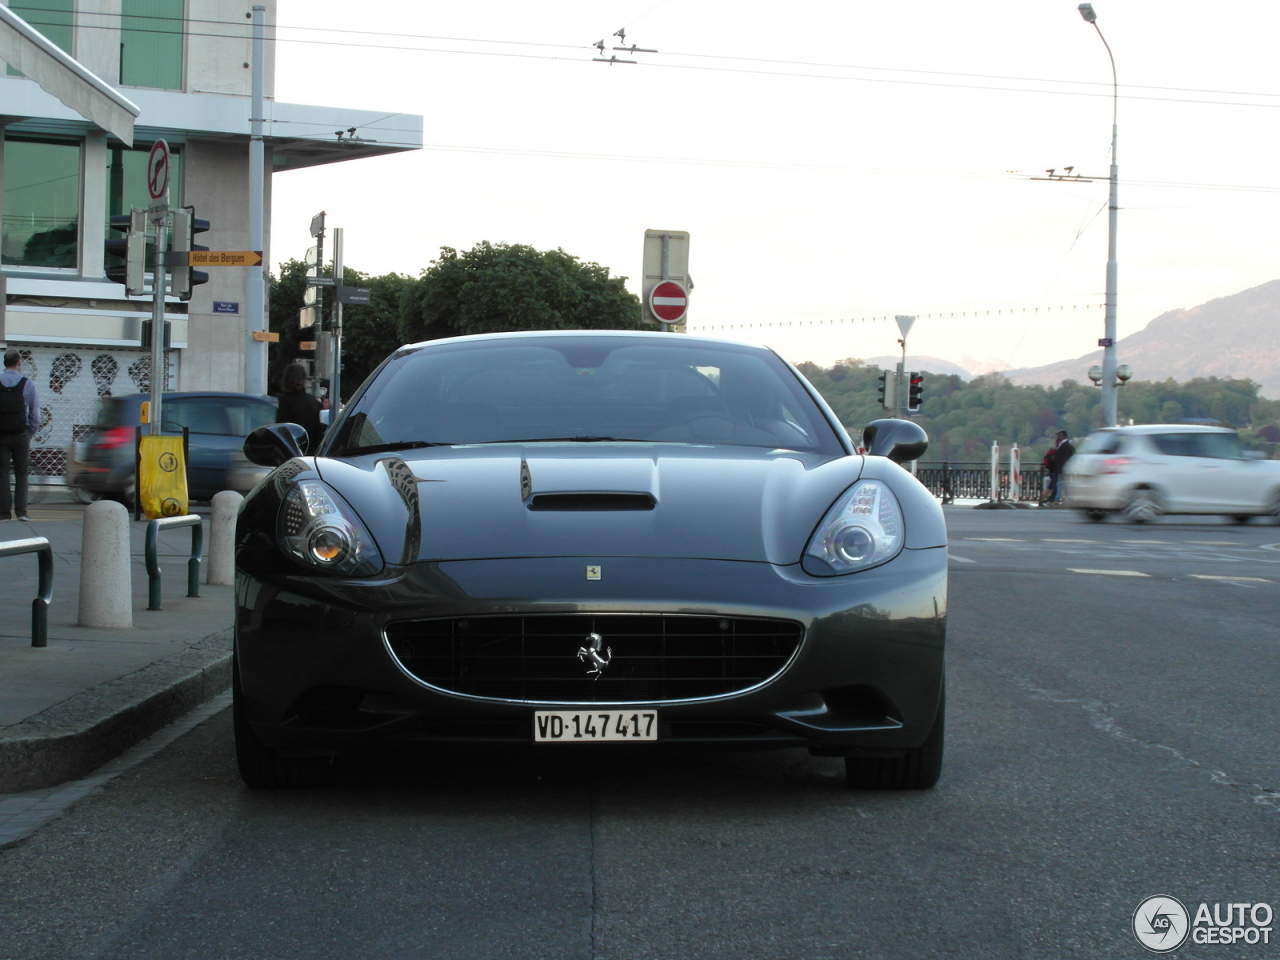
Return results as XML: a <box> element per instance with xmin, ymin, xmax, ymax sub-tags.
<box><xmin>533</xmin><ymin>710</ymin><xmax>658</xmax><ymax>742</ymax></box>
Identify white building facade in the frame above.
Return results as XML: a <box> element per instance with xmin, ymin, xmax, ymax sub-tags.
<box><xmin>1</xmin><ymin>0</ymin><xmax>421</xmax><ymax>478</ymax></box>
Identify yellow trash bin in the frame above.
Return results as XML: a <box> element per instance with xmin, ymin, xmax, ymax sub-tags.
<box><xmin>137</xmin><ymin>434</ymin><xmax>189</xmax><ymax>519</ymax></box>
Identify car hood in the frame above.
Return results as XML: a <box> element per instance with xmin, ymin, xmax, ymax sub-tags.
<box><xmin>317</xmin><ymin>445</ymin><xmax>864</xmax><ymax>565</ymax></box>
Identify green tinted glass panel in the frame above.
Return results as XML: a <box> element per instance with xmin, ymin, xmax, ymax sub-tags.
<box><xmin>7</xmin><ymin>0</ymin><xmax>73</xmax><ymax>75</ymax></box>
<box><xmin>2</xmin><ymin>138</ymin><xmax>81</xmax><ymax>268</ymax></box>
<box><xmin>120</xmin><ymin>0</ymin><xmax>183</xmax><ymax>90</ymax></box>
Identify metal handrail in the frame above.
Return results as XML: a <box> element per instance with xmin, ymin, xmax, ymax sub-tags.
<box><xmin>915</xmin><ymin>462</ymin><xmax>1046</xmax><ymax>504</ymax></box>
<box><xmin>144</xmin><ymin>515</ymin><xmax>203</xmax><ymax>611</ymax></box>
<box><xmin>0</xmin><ymin>537</ymin><xmax>53</xmax><ymax>647</ymax></box>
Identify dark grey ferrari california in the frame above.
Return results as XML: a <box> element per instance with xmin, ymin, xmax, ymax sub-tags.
<box><xmin>234</xmin><ymin>331</ymin><xmax>947</xmax><ymax>789</ymax></box>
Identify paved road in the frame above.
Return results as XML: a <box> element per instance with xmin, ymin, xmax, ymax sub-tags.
<box><xmin>1</xmin><ymin>507</ymin><xmax>1276</xmax><ymax>959</ymax></box>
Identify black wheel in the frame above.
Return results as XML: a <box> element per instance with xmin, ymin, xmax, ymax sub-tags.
<box><xmin>1232</xmin><ymin>515</ymin><xmax>1252</xmax><ymax>525</ymax></box>
<box><xmin>1080</xmin><ymin>509</ymin><xmax>1107</xmax><ymax>522</ymax></box>
<box><xmin>70</xmin><ymin>485</ymin><xmax>101</xmax><ymax>505</ymax></box>
<box><xmin>233</xmin><ymin>655</ymin><xmax>333</xmax><ymax>789</ymax></box>
<box><xmin>845</xmin><ymin>687</ymin><xmax>944</xmax><ymax>790</ymax></box>
<box><xmin>1121</xmin><ymin>488</ymin><xmax>1163</xmax><ymax>524</ymax></box>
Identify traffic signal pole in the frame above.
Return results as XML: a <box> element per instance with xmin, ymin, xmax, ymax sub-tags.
<box><xmin>148</xmin><ymin>212</ymin><xmax>168</xmax><ymax>434</ymax></box>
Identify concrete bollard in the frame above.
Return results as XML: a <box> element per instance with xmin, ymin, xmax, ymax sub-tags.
<box><xmin>78</xmin><ymin>499</ymin><xmax>132</xmax><ymax>628</ymax></box>
<box><xmin>207</xmin><ymin>490</ymin><xmax>243</xmax><ymax>585</ymax></box>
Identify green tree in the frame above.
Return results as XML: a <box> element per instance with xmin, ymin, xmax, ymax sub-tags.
<box><xmin>398</xmin><ymin>242</ymin><xmax>645</xmax><ymax>344</ymax></box>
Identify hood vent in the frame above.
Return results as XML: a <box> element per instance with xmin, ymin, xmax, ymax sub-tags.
<box><xmin>528</xmin><ymin>492</ymin><xmax>656</xmax><ymax>512</ymax></box>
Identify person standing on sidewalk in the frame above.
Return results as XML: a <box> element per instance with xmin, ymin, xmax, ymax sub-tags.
<box><xmin>0</xmin><ymin>349</ymin><xmax>39</xmax><ymax>521</ymax></box>
<box><xmin>1047</xmin><ymin>430</ymin><xmax>1076</xmax><ymax>503</ymax></box>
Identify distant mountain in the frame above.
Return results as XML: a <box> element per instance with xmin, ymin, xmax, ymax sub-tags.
<box><xmin>1002</xmin><ymin>280</ymin><xmax>1280</xmax><ymax>398</ymax></box>
<box><xmin>857</xmin><ymin>355</ymin><xmax>974</xmax><ymax>380</ymax></box>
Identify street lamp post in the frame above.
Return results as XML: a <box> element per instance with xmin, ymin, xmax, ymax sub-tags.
<box><xmin>1079</xmin><ymin>3</ymin><xmax>1120</xmax><ymax>428</ymax></box>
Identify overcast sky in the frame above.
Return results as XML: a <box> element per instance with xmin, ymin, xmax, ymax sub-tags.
<box><xmin>269</xmin><ymin>1</ymin><xmax>1280</xmax><ymax>376</ymax></box>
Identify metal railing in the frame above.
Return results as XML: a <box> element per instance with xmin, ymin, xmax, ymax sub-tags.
<box><xmin>0</xmin><ymin>537</ymin><xmax>53</xmax><ymax>647</ymax></box>
<box><xmin>144</xmin><ymin>515</ymin><xmax>203</xmax><ymax>611</ymax></box>
<box><xmin>915</xmin><ymin>462</ymin><xmax>1046</xmax><ymax>504</ymax></box>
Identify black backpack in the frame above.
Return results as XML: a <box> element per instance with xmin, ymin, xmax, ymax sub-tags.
<box><xmin>0</xmin><ymin>377</ymin><xmax>28</xmax><ymax>434</ymax></box>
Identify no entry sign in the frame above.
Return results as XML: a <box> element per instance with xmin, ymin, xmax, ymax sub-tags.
<box><xmin>648</xmin><ymin>280</ymin><xmax>689</xmax><ymax>323</ymax></box>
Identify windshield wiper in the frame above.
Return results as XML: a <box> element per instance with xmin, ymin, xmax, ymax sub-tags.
<box><xmin>338</xmin><ymin>440</ymin><xmax>451</xmax><ymax>456</ymax></box>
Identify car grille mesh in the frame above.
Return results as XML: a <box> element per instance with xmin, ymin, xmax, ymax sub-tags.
<box><xmin>384</xmin><ymin>614</ymin><xmax>803</xmax><ymax>703</ymax></box>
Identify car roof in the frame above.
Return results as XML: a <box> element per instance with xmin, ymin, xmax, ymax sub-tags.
<box><xmin>395</xmin><ymin>329</ymin><xmax>775</xmax><ymax>355</ymax></box>
<box><xmin>110</xmin><ymin>392</ymin><xmax>276</xmax><ymax>402</ymax></box>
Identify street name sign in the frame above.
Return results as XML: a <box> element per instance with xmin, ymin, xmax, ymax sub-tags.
<box><xmin>186</xmin><ymin>250</ymin><xmax>263</xmax><ymax>267</ymax></box>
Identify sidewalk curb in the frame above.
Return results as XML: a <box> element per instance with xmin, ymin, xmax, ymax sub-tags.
<box><xmin>0</xmin><ymin>628</ymin><xmax>232</xmax><ymax>793</ymax></box>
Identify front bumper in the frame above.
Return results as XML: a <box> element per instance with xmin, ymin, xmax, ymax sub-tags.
<box><xmin>235</xmin><ymin>549</ymin><xmax>946</xmax><ymax>756</ymax></box>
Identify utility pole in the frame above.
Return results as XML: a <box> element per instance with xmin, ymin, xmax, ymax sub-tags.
<box><xmin>330</xmin><ymin>228</ymin><xmax>343</xmax><ymax>415</ymax></box>
<box><xmin>244</xmin><ymin>3</ymin><xmax>267</xmax><ymax>395</ymax></box>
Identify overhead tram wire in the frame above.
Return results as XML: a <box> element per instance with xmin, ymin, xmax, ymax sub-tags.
<box><xmin>35</xmin><ymin>12</ymin><xmax>1280</xmax><ymax>192</ymax></box>
<box><xmin>32</xmin><ymin>12</ymin><xmax>1280</xmax><ymax>112</ymax></box>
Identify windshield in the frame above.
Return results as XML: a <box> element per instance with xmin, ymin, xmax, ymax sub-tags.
<box><xmin>328</xmin><ymin>336</ymin><xmax>845</xmax><ymax>457</ymax></box>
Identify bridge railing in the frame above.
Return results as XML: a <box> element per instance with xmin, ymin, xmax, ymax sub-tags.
<box><xmin>914</xmin><ymin>462</ymin><xmax>1045</xmax><ymax>504</ymax></box>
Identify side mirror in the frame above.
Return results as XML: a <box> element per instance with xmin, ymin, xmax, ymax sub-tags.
<box><xmin>244</xmin><ymin>423</ymin><xmax>309</xmax><ymax>466</ymax></box>
<box><xmin>863</xmin><ymin>418</ymin><xmax>928</xmax><ymax>464</ymax></box>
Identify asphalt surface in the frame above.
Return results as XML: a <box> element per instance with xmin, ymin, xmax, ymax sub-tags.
<box><xmin>0</xmin><ymin>499</ymin><xmax>1277</xmax><ymax>958</ymax></box>
<box><xmin>0</xmin><ymin>487</ymin><xmax>232</xmax><ymax>794</ymax></box>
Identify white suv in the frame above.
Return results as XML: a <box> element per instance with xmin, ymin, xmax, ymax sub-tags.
<box><xmin>1064</xmin><ymin>424</ymin><xmax>1280</xmax><ymax>524</ymax></box>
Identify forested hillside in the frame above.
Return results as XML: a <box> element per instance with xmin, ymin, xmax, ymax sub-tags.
<box><xmin>797</xmin><ymin>360</ymin><xmax>1280</xmax><ymax>463</ymax></box>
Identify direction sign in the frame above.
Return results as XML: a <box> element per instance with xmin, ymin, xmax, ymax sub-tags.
<box><xmin>648</xmin><ymin>280</ymin><xmax>689</xmax><ymax>323</ymax></box>
<box><xmin>186</xmin><ymin>250</ymin><xmax>263</xmax><ymax>267</ymax></box>
<box><xmin>147</xmin><ymin>139</ymin><xmax>170</xmax><ymax>200</ymax></box>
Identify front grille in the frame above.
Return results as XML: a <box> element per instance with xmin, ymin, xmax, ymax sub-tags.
<box><xmin>384</xmin><ymin>614</ymin><xmax>803</xmax><ymax>703</ymax></box>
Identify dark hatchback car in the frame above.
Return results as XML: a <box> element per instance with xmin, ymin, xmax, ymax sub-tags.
<box><xmin>67</xmin><ymin>392</ymin><xmax>278</xmax><ymax>502</ymax></box>
<box><xmin>234</xmin><ymin>331</ymin><xmax>947</xmax><ymax>790</ymax></box>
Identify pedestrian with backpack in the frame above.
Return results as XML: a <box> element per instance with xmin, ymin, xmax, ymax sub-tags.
<box><xmin>0</xmin><ymin>349</ymin><xmax>40</xmax><ymax>521</ymax></box>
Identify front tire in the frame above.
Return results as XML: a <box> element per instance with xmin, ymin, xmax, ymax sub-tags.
<box><xmin>1122</xmin><ymin>489</ymin><xmax>1163</xmax><ymax>524</ymax></box>
<box><xmin>1080</xmin><ymin>509</ymin><xmax>1108</xmax><ymax>522</ymax></box>
<box><xmin>845</xmin><ymin>687</ymin><xmax>944</xmax><ymax>790</ymax></box>
<box><xmin>233</xmin><ymin>655</ymin><xmax>333</xmax><ymax>789</ymax></box>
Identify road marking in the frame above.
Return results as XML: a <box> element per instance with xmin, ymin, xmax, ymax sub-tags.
<box><xmin>1190</xmin><ymin>574</ymin><xmax>1271</xmax><ymax>583</ymax></box>
<box><xmin>1118</xmin><ymin>539</ymin><xmax>1170</xmax><ymax>544</ymax></box>
<box><xmin>1041</xmin><ymin>538</ymin><xmax>1096</xmax><ymax>543</ymax></box>
<box><xmin>948</xmin><ymin>554</ymin><xmax>976</xmax><ymax>563</ymax></box>
<box><xmin>1189</xmin><ymin>540</ymin><xmax>1237</xmax><ymax>545</ymax></box>
<box><xmin>964</xmin><ymin>537</ymin><xmax>1025</xmax><ymax>542</ymax></box>
<box><xmin>1068</xmin><ymin>568</ymin><xmax>1151</xmax><ymax>577</ymax></box>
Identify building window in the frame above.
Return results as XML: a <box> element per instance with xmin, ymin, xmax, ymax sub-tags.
<box><xmin>6</xmin><ymin>0</ymin><xmax>73</xmax><ymax>76</ymax></box>
<box><xmin>120</xmin><ymin>0</ymin><xmax>184</xmax><ymax>90</ymax></box>
<box><xmin>2</xmin><ymin>137</ymin><xmax>82</xmax><ymax>269</ymax></box>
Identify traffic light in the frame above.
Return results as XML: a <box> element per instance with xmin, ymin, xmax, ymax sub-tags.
<box><xmin>170</xmin><ymin>206</ymin><xmax>209</xmax><ymax>300</ymax></box>
<box><xmin>876</xmin><ymin>369</ymin><xmax>897</xmax><ymax>411</ymax></box>
<box><xmin>907</xmin><ymin>371</ymin><xmax>925</xmax><ymax>412</ymax></box>
<box><xmin>105</xmin><ymin>210</ymin><xmax>147</xmax><ymax>296</ymax></box>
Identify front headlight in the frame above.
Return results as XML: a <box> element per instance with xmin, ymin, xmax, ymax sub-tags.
<box><xmin>802</xmin><ymin>479</ymin><xmax>904</xmax><ymax>576</ymax></box>
<box><xmin>278</xmin><ymin>479</ymin><xmax>383</xmax><ymax>576</ymax></box>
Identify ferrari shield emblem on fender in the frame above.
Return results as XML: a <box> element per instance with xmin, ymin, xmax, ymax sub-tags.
<box><xmin>577</xmin><ymin>632</ymin><xmax>612</xmax><ymax>679</ymax></box>
<box><xmin>586</xmin><ymin>565</ymin><xmax>601</xmax><ymax>580</ymax></box>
